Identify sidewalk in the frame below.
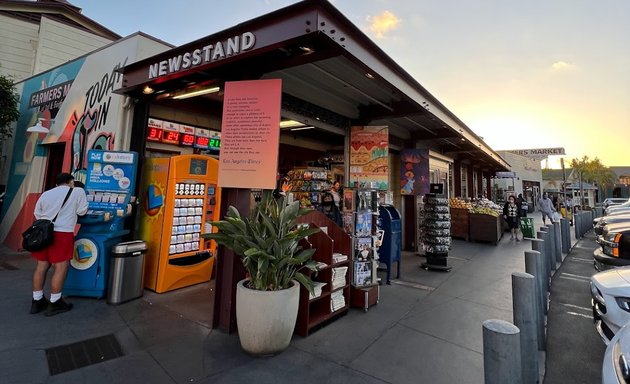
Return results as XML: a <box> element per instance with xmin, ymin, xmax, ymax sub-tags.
<box><xmin>0</xmin><ymin>214</ymin><xmax>572</xmax><ymax>384</ymax></box>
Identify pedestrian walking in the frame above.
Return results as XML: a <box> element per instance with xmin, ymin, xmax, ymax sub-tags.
<box><xmin>538</xmin><ymin>192</ymin><xmax>556</xmax><ymax>225</ymax></box>
<box><xmin>503</xmin><ymin>195</ymin><xmax>521</xmax><ymax>241</ymax></box>
<box><xmin>30</xmin><ymin>172</ymin><xmax>88</xmax><ymax>316</ymax></box>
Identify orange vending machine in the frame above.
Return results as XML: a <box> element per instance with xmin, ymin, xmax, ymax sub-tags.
<box><xmin>138</xmin><ymin>154</ymin><xmax>221</xmax><ymax>293</ymax></box>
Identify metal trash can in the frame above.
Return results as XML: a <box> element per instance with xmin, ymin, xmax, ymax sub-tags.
<box><xmin>520</xmin><ymin>217</ymin><xmax>535</xmax><ymax>239</ymax></box>
<box><xmin>107</xmin><ymin>240</ymin><xmax>147</xmax><ymax>305</ymax></box>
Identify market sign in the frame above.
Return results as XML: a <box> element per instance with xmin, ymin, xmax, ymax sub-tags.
<box><xmin>495</xmin><ymin>171</ymin><xmax>517</xmax><ymax>179</ymax></box>
<box><xmin>508</xmin><ymin>147</ymin><xmax>565</xmax><ymax>160</ymax></box>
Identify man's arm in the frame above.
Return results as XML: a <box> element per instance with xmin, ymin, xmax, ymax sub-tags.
<box><xmin>76</xmin><ymin>189</ymin><xmax>88</xmax><ymax>216</ymax></box>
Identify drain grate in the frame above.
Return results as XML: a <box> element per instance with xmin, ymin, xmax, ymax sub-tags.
<box><xmin>45</xmin><ymin>334</ymin><xmax>124</xmax><ymax>375</ymax></box>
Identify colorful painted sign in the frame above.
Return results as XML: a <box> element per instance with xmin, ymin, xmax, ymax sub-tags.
<box><xmin>218</xmin><ymin>79</ymin><xmax>281</xmax><ymax>189</ymax></box>
<box><xmin>349</xmin><ymin>126</ymin><xmax>389</xmax><ymax>190</ymax></box>
<box><xmin>400</xmin><ymin>149</ymin><xmax>429</xmax><ymax>196</ymax></box>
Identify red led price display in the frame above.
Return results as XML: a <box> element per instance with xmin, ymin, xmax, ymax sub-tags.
<box><xmin>180</xmin><ymin>133</ymin><xmax>195</xmax><ymax>146</ymax></box>
<box><xmin>161</xmin><ymin>131</ymin><xmax>180</xmax><ymax>144</ymax></box>
<box><xmin>147</xmin><ymin>127</ymin><xmax>163</xmax><ymax>142</ymax></box>
<box><xmin>195</xmin><ymin>136</ymin><xmax>210</xmax><ymax>149</ymax></box>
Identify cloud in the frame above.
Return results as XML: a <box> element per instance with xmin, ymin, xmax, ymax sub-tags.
<box><xmin>551</xmin><ymin>61</ymin><xmax>576</xmax><ymax>71</ymax></box>
<box><xmin>368</xmin><ymin>10</ymin><xmax>400</xmax><ymax>39</ymax></box>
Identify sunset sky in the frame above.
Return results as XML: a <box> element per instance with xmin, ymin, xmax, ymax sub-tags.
<box><xmin>71</xmin><ymin>0</ymin><xmax>630</xmax><ymax>168</ymax></box>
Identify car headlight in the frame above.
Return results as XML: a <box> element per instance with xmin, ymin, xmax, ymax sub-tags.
<box><xmin>616</xmin><ymin>297</ymin><xmax>630</xmax><ymax>312</ymax></box>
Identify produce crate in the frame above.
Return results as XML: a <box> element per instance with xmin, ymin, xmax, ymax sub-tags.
<box><xmin>450</xmin><ymin>208</ymin><xmax>470</xmax><ymax>241</ymax></box>
<box><xmin>469</xmin><ymin>213</ymin><xmax>502</xmax><ymax>245</ymax></box>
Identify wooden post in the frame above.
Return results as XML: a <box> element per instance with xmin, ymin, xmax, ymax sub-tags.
<box><xmin>212</xmin><ymin>188</ymin><xmax>250</xmax><ymax>333</ymax></box>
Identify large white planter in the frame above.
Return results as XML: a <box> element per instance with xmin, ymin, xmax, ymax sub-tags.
<box><xmin>236</xmin><ymin>279</ymin><xmax>299</xmax><ymax>356</ymax></box>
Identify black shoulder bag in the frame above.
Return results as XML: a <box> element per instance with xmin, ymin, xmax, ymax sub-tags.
<box><xmin>22</xmin><ymin>188</ymin><xmax>74</xmax><ymax>252</ymax></box>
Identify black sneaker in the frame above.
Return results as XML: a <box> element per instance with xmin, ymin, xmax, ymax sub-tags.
<box><xmin>30</xmin><ymin>297</ymin><xmax>49</xmax><ymax>314</ymax></box>
<box><xmin>45</xmin><ymin>298</ymin><xmax>73</xmax><ymax>317</ymax></box>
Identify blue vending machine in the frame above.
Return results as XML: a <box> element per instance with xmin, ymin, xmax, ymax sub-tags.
<box><xmin>64</xmin><ymin>150</ymin><xmax>138</xmax><ymax>298</ymax></box>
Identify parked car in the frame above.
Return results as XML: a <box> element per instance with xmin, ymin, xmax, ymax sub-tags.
<box><xmin>607</xmin><ymin>202</ymin><xmax>630</xmax><ymax>216</ymax></box>
<box><xmin>591</xmin><ymin>267</ymin><xmax>630</xmax><ymax>344</ymax></box>
<box><xmin>603</xmin><ymin>198</ymin><xmax>630</xmax><ymax>210</ymax></box>
<box><xmin>602</xmin><ymin>320</ymin><xmax>630</xmax><ymax>383</ymax></box>
<box><xmin>595</xmin><ymin>214</ymin><xmax>630</xmax><ymax>236</ymax></box>
<box><xmin>594</xmin><ymin>223</ymin><xmax>630</xmax><ymax>271</ymax></box>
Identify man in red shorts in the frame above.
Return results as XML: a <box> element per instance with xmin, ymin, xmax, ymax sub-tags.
<box><xmin>30</xmin><ymin>172</ymin><xmax>88</xmax><ymax>316</ymax></box>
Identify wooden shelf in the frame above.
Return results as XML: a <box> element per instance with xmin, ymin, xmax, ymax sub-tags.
<box><xmin>294</xmin><ymin>210</ymin><xmax>352</xmax><ymax>336</ymax></box>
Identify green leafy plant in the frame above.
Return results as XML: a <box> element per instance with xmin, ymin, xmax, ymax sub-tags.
<box><xmin>0</xmin><ymin>74</ymin><xmax>20</xmax><ymax>145</ymax></box>
<box><xmin>203</xmin><ymin>190</ymin><xmax>319</xmax><ymax>292</ymax></box>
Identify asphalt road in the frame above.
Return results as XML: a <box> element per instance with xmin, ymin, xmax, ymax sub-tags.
<box><xmin>544</xmin><ymin>232</ymin><xmax>606</xmax><ymax>384</ymax></box>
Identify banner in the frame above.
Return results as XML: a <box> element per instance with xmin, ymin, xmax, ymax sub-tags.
<box><xmin>400</xmin><ymin>149</ymin><xmax>429</xmax><ymax>195</ymax></box>
<box><xmin>349</xmin><ymin>126</ymin><xmax>388</xmax><ymax>190</ymax></box>
<box><xmin>507</xmin><ymin>147</ymin><xmax>565</xmax><ymax>160</ymax></box>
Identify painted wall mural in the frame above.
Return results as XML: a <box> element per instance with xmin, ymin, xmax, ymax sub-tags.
<box><xmin>400</xmin><ymin>149</ymin><xmax>429</xmax><ymax>196</ymax></box>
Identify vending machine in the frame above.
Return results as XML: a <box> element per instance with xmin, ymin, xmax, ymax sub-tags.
<box><xmin>138</xmin><ymin>154</ymin><xmax>221</xmax><ymax>293</ymax></box>
<box><xmin>64</xmin><ymin>150</ymin><xmax>138</xmax><ymax>298</ymax></box>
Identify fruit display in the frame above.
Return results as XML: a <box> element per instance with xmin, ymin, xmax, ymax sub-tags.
<box><xmin>470</xmin><ymin>206</ymin><xmax>499</xmax><ymax>217</ymax></box>
<box><xmin>449</xmin><ymin>197</ymin><xmax>473</xmax><ymax>210</ymax></box>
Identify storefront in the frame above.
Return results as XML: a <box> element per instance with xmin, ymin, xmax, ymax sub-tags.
<box><xmin>3</xmin><ymin>0</ymin><xmax>510</xmax><ymax>333</ymax></box>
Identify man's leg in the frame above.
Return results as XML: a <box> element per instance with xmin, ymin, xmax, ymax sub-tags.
<box><xmin>50</xmin><ymin>260</ymin><xmax>69</xmax><ymax>297</ymax></box>
<box><xmin>30</xmin><ymin>260</ymin><xmax>51</xmax><ymax>314</ymax></box>
<box><xmin>32</xmin><ymin>260</ymin><xmax>51</xmax><ymax>292</ymax></box>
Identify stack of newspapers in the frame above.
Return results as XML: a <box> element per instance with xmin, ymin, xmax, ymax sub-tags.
<box><xmin>332</xmin><ymin>253</ymin><xmax>348</xmax><ymax>264</ymax></box>
<box><xmin>330</xmin><ymin>290</ymin><xmax>345</xmax><ymax>312</ymax></box>
<box><xmin>331</xmin><ymin>266</ymin><xmax>348</xmax><ymax>290</ymax></box>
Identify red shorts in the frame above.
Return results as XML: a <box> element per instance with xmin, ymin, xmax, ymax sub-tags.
<box><xmin>31</xmin><ymin>231</ymin><xmax>75</xmax><ymax>263</ymax></box>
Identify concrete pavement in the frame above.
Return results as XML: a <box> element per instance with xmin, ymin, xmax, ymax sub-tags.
<box><xmin>0</xmin><ymin>214</ymin><xmax>579</xmax><ymax>384</ymax></box>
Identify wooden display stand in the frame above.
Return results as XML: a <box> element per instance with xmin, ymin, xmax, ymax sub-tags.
<box><xmin>450</xmin><ymin>208</ymin><xmax>470</xmax><ymax>241</ymax></box>
<box><xmin>469</xmin><ymin>213</ymin><xmax>502</xmax><ymax>244</ymax></box>
<box><xmin>350</xmin><ymin>285</ymin><xmax>379</xmax><ymax>313</ymax></box>
<box><xmin>295</xmin><ymin>210</ymin><xmax>352</xmax><ymax>336</ymax></box>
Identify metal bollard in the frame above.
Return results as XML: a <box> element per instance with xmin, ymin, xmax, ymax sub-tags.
<box><xmin>560</xmin><ymin>218</ymin><xmax>569</xmax><ymax>254</ymax></box>
<box><xmin>553</xmin><ymin>221</ymin><xmax>562</xmax><ymax>263</ymax></box>
<box><xmin>573</xmin><ymin>213</ymin><xmax>582</xmax><ymax>240</ymax></box>
<box><xmin>532</xmin><ymin>238</ymin><xmax>550</xmax><ymax>294</ymax></box>
<box><xmin>546</xmin><ymin>224</ymin><xmax>556</xmax><ymax>268</ymax></box>
<box><xmin>483</xmin><ymin>319</ymin><xmax>522</xmax><ymax>384</ymax></box>
<box><xmin>512</xmin><ymin>272</ymin><xmax>540</xmax><ymax>384</ymax></box>
<box><xmin>524</xmin><ymin>251</ymin><xmax>546</xmax><ymax>351</ymax></box>
<box><xmin>541</xmin><ymin>227</ymin><xmax>555</xmax><ymax>272</ymax></box>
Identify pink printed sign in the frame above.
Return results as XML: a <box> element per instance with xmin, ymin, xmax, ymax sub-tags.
<box><xmin>218</xmin><ymin>79</ymin><xmax>282</xmax><ymax>189</ymax></box>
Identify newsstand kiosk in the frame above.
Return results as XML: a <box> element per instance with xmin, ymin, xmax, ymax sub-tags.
<box><xmin>64</xmin><ymin>150</ymin><xmax>138</xmax><ymax>298</ymax></box>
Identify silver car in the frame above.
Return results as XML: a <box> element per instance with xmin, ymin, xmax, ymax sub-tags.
<box><xmin>602</xmin><ymin>321</ymin><xmax>630</xmax><ymax>383</ymax></box>
<box><xmin>591</xmin><ymin>268</ymin><xmax>630</xmax><ymax>344</ymax></box>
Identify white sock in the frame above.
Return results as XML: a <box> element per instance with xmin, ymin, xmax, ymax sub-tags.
<box><xmin>33</xmin><ymin>290</ymin><xmax>44</xmax><ymax>301</ymax></box>
<box><xmin>50</xmin><ymin>292</ymin><xmax>62</xmax><ymax>303</ymax></box>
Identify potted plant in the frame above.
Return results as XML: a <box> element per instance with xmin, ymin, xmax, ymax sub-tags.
<box><xmin>203</xmin><ymin>190</ymin><xmax>319</xmax><ymax>355</ymax></box>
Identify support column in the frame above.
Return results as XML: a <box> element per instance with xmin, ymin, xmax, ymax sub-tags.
<box><xmin>467</xmin><ymin>164</ymin><xmax>474</xmax><ymax>199</ymax></box>
<box><xmin>485</xmin><ymin>172</ymin><xmax>492</xmax><ymax>199</ymax></box>
<box><xmin>454</xmin><ymin>159</ymin><xmax>462</xmax><ymax>197</ymax></box>
<box><xmin>476</xmin><ymin>168</ymin><xmax>483</xmax><ymax>198</ymax></box>
<box><xmin>213</xmin><ymin>188</ymin><xmax>250</xmax><ymax>333</ymax></box>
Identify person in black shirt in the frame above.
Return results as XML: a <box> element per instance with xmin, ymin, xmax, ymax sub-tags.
<box><xmin>318</xmin><ymin>192</ymin><xmax>342</xmax><ymax>226</ymax></box>
<box><xmin>503</xmin><ymin>195</ymin><xmax>521</xmax><ymax>241</ymax></box>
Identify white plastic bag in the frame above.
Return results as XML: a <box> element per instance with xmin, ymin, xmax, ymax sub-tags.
<box><xmin>552</xmin><ymin>212</ymin><xmax>562</xmax><ymax>222</ymax></box>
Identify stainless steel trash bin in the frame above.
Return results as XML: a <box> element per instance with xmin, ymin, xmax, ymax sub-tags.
<box><xmin>107</xmin><ymin>240</ymin><xmax>147</xmax><ymax>305</ymax></box>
